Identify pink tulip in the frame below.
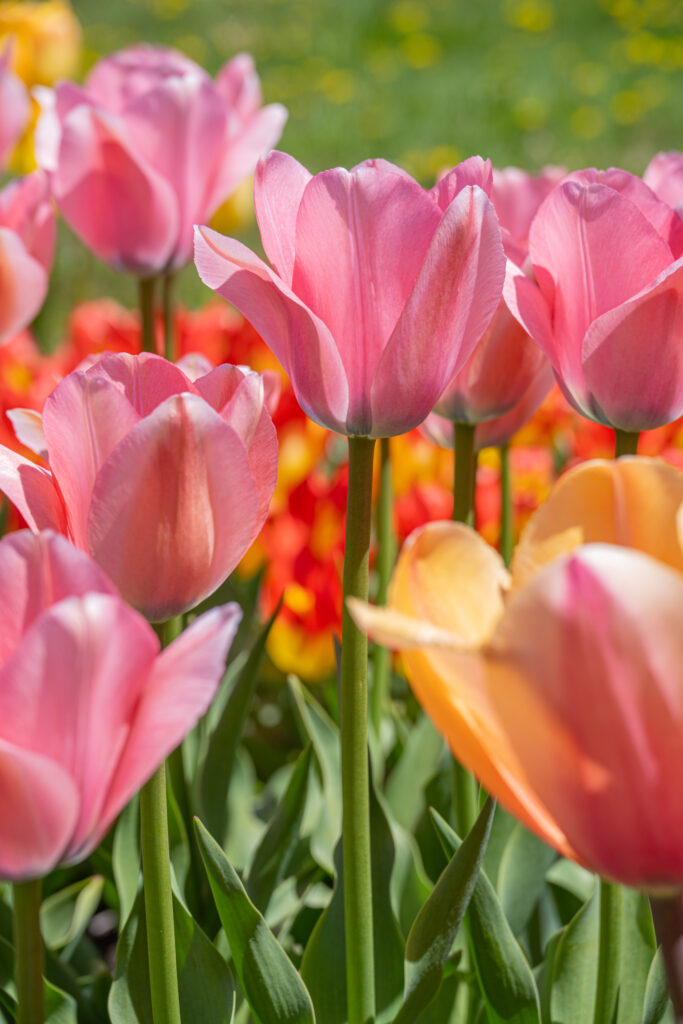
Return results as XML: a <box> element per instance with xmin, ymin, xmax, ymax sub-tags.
<box><xmin>0</xmin><ymin>40</ymin><xmax>30</xmax><ymax>169</ymax></box>
<box><xmin>35</xmin><ymin>45</ymin><xmax>287</xmax><ymax>274</ymax></box>
<box><xmin>0</xmin><ymin>529</ymin><xmax>240</xmax><ymax>882</ymax></box>
<box><xmin>506</xmin><ymin>167</ymin><xmax>683</xmax><ymax>432</ymax></box>
<box><xmin>0</xmin><ymin>352</ymin><xmax>278</xmax><ymax>620</ymax></box>
<box><xmin>644</xmin><ymin>151</ymin><xmax>683</xmax><ymax>214</ymax></box>
<box><xmin>491</xmin><ymin>164</ymin><xmax>567</xmax><ymax>244</ymax></box>
<box><xmin>0</xmin><ymin>170</ymin><xmax>55</xmax><ymax>344</ymax></box>
<box><xmin>195</xmin><ymin>152</ymin><xmax>507</xmax><ymax>437</ymax></box>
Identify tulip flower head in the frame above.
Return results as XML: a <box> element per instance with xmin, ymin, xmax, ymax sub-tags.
<box><xmin>0</xmin><ymin>352</ymin><xmax>278</xmax><ymax>620</ymax></box>
<box><xmin>0</xmin><ymin>529</ymin><xmax>241</xmax><ymax>881</ymax></box>
<box><xmin>506</xmin><ymin>167</ymin><xmax>683</xmax><ymax>432</ymax></box>
<box><xmin>35</xmin><ymin>44</ymin><xmax>287</xmax><ymax>274</ymax></box>
<box><xmin>195</xmin><ymin>151</ymin><xmax>507</xmax><ymax>438</ymax></box>
<box><xmin>351</xmin><ymin>458</ymin><xmax>683</xmax><ymax>888</ymax></box>
<box><xmin>0</xmin><ymin>170</ymin><xmax>55</xmax><ymax>344</ymax></box>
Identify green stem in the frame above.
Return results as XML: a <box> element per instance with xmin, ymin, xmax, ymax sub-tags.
<box><xmin>370</xmin><ymin>437</ymin><xmax>395</xmax><ymax>737</ymax></box>
<box><xmin>341</xmin><ymin>434</ymin><xmax>376</xmax><ymax>1024</ymax></box>
<box><xmin>500</xmin><ymin>443</ymin><xmax>513</xmax><ymax>567</ymax></box>
<box><xmin>650</xmin><ymin>892</ymin><xmax>683</xmax><ymax>1022</ymax></box>
<box><xmin>452</xmin><ymin>422</ymin><xmax>476</xmax><ymax>525</ymax></box>
<box><xmin>614</xmin><ymin>429</ymin><xmax>640</xmax><ymax>457</ymax></box>
<box><xmin>13</xmin><ymin>880</ymin><xmax>44</xmax><ymax>1024</ymax></box>
<box><xmin>593</xmin><ymin>880</ymin><xmax>622</xmax><ymax>1024</ymax></box>
<box><xmin>139</xmin><ymin>277</ymin><xmax>157</xmax><ymax>355</ymax></box>
<box><xmin>162</xmin><ymin>274</ymin><xmax>176</xmax><ymax>362</ymax></box>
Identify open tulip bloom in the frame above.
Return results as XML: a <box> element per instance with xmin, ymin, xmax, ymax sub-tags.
<box><xmin>195</xmin><ymin>151</ymin><xmax>507</xmax><ymax>438</ymax></box>
<box><xmin>0</xmin><ymin>351</ymin><xmax>278</xmax><ymax>620</ymax></box>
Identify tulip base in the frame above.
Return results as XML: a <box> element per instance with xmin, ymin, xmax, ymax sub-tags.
<box><xmin>650</xmin><ymin>892</ymin><xmax>683</xmax><ymax>1022</ymax></box>
<box><xmin>13</xmin><ymin>879</ymin><xmax>44</xmax><ymax>1024</ymax></box>
<box><xmin>341</xmin><ymin>434</ymin><xmax>377</xmax><ymax>1024</ymax></box>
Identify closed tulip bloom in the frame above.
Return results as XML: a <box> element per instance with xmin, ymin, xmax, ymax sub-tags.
<box><xmin>0</xmin><ymin>529</ymin><xmax>241</xmax><ymax>881</ymax></box>
<box><xmin>350</xmin><ymin>458</ymin><xmax>683</xmax><ymax>887</ymax></box>
<box><xmin>35</xmin><ymin>44</ymin><xmax>287</xmax><ymax>274</ymax></box>
<box><xmin>195</xmin><ymin>151</ymin><xmax>506</xmax><ymax>437</ymax></box>
<box><xmin>0</xmin><ymin>40</ymin><xmax>30</xmax><ymax>168</ymax></box>
<box><xmin>506</xmin><ymin>168</ymin><xmax>683</xmax><ymax>432</ymax></box>
<box><xmin>0</xmin><ymin>352</ymin><xmax>277</xmax><ymax>620</ymax></box>
<box><xmin>0</xmin><ymin>170</ymin><xmax>55</xmax><ymax>343</ymax></box>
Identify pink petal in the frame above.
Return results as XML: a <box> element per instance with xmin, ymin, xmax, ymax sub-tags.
<box><xmin>194</xmin><ymin>226</ymin><xmax>349</xmax><ymax>431</ymax></box>
<box><xmin>254</xmin><ymin>151</ymin><xmax>312</xmax><ymax>284</ymax></box>
<box><xmin>566</xmin><ymin>167</ymin><xmax>679</xmax><ymax>250</ymax></box>
<box><xmin>0</xmin><ymin>445</ymin><xmax>67</xmax><ymax>533</ymax></box>
<box><xmin>7</xmin><ymin>408</ymin><xmax>47</xmax><ymax>459</ymax></box>
<box><xmin>85</xmin><ymin>45</ymin><xmax>205</xmax><ymax>113</ymax></box>
<box><xmin>371</xmin><ymin>185</ymin><xmax>506</xmax><ymax>437</ymax></box>
<box><xmin>208</xmin><ymin>104</ymin><xmax>288</xmax><ymax>219</ymax></box>
<box><xmin>84</xmin><ymin>351</ymin><xmax>194</xmax><ymax>415</ymax></box>
<box><xmin>581</xmin><ymin>258</ymin><xmax>683</xmax><ymax>430</ymax></box>
<box><xmin>430</xmin><ymin>156</ymin><xmax>493</xmax><ymax>210</ymax></box>
<box><xmin>95</xmin><ymin>604</ymin><xmax>242</xmax><ymax>847</ymax></box>
<box><xmin>214</xmin><ymin>53</ymin><xmax>262</xmax><ymax>118</ymax></box>
<box><xmin>291</xmin><ymin>161</ymin><xmax>442</xmax><ymax>434</ymax></box>
<box><xmin>87</xmin><ymin>393</ymin><xmax>261</xmax><ymax>620</ymax></box>
<box><xmin>0</xmin><ymin>171</ymin><xmax>56</xmax><ymax>273</ymax></box>
<box><xmin>175</xmin><ymin>351</ymin><xmax>214</xmax><ymax>381</ymax></box>
<box><xmin>0</xmin><ymin>227</ymin><xmax>49</xmax><ymax>343</ymax></box>
<box><xmin>53</xmin><ymin>105</ymin><xmax>179</xmax><ymax>274</ymax></box>
<box><xmin>644</xmin><ymin>151</ymin><xmax>683</xmax><ymax>210</ymax></box>
<box><xmin>0</xmin><ymin>46</ymin><xmax>29</xmax><ymax>169</ymax></box>
<box><xmin>491</xmin><ymin>165</ymin><xmax>566</xmax><ymax>241</ymax></box>
<box><xmin>474</xmin><ymin>360</ymin><xmax>553</xmax><ymax>450</ymax></box>
<box><xmin>0</xmin><ymin>738</ymin><xmax>79</xmax><ymax>880</ymax></box>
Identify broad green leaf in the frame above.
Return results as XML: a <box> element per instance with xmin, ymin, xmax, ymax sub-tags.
<box><xmin>112</xmin><ymin>796</ymin><xmax>140</xmax><ymax>925</ymax></box>
<box><xmin>108</xmin><ymin>891</ymin><xmax>235</xmax><ymax>1024</ymax></box>
<box><xmin>431</xmin><ymin>809</ymin><xmax>541</xmax><ymax>1024</ymax></box>
<box><xmin>390</xmin><ymin>822</ymin><xmax>432</xmax><ymax>938</ymax></box>
<box><xmin>393</xmin><ymin>798</ymin><xmax>495</xmax><ymax>1024</ymax></box>
<box><xmin>195</xmin><ymin>817</ymin><xmax>315</xmax><ymax>1024</ymax></box>
<box><xmin>40</xmin><ymin>876</ymin><xmax>104</xmax><ymax>957</ymax></box>
<box><xmin>618</xmin><ymin>888</ymin><xmax>657</xmax><ymax>1024</ymax></box>
<box><xmin>385</xmin><ymin>715</ymin><xmax>445</xmax><ymax>833</ymax></box>
<box><xmin>642</xmin><ymin>949</ymin><xmax>674</xmax><ymax>1024</ymax></box>
<box><xmin>224</xmin><ymin>748</ymin><xmax>266</xmax><ymax>871</ymax></box>
<box><xmin>482</xmin><ymin>807</ymin><xmax>517</xmax><ymax>889</ymax></box>
<box><xmin>497</xmin><ymin>825</ymin><xmax>556</xmax><ymax>936</ymax></box>
<box><xmin>548</xmin><ymin>881</ymin><xmax>599</xmax><ymax>1024</ymax></box>
<box><xmin>301</xmin><ymin>784</ymin><xmax>405</xmax><ymax>1024</ymax></box>
<box><xmin>546</xmin><ymin>859</ymin><xmax>595</xmax><ymax>904</ymax></box>
<box><xmin>246</xmin><ymin>745</ymin><xmax>313</xmax><ymax>914</ymax></box>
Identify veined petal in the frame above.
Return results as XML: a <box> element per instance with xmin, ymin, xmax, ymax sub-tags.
<box><xmin>429</xmin><ymin>156</ymin><xmax>493</xmax><ymax>210</ymax></box>
<box><xmin>0</xmin><ymin>445</ymin><xmax>66</xmax><ymax>533</ymax></box>
<box><xmin>254</xmin><ymin>150</ymin><xmax>312</xmax><ymax>284</ymax></box>
<box><xmin>7</xmin><ymin>408</ymin><xmax>47</xmax><ymax>460</ymax></box>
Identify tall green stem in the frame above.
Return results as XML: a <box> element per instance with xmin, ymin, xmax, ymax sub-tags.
<box><xmin>139</xmin><ymin>277</ymin><xmax>157</xmax><ymax>354</ymax></box>
<box><xmin>650</xmin><ymin>892</ymin><xmax>683</xmax><ymax>1022</ymax></box>
<box><xmin>13</xmin><ymin>879</ymin><xmax>44</xmax><ymax>1024</ymax></box>
<box><xmin>162</xmin><ymin>274</ymin><xmax>176</xmax><ymax>362</ymax></box>
<box><xmin>593</xmin><ymin>880</ymin><xmax>622</xmax><ymax>1024</ymax></box>
<box><xmin>341</xmin><ymin>434</ymin><xmax>376</xmax><ymax>1024</ymax></box>
<box><xmin>614</xmin><ymin>429</ymin><xmax>640</xmax><ymax>457</ymax></box>
<box><xmin>452</xmin><ymin>422</ymin><xmax>476</xmax><ymax>525</ymax></box>
<box><xmin>500</xmin><ymin>443</ymin><xmax>513</xmax><ymax>567</ymax></box>
<box><xmin>370</xmin><ymin>437</ymin><xmax>395</xmax><ymax>737</ymax></box>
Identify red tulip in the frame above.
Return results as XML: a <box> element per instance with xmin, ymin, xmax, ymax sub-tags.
<box><xmin>0</xmin><ymin>352</ymin><xmax>277</xmax><ymax>620</ymax></box>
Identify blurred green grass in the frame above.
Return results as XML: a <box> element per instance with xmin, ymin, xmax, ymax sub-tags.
<box><xmin>39</xmin><ymin>0</ymin><xmax>683</xmax><ymax>346</ymax></box>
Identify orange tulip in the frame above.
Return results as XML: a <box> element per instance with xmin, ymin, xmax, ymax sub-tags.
<box><xmin>350</xmin><ymin>457</ymin><xmax>683</xmax><ymax>888</ymax></box>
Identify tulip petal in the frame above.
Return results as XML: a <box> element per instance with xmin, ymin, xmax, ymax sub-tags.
<box><xmin>0</xmin><ymin>47</ymin><xmax>29</xmax><ymax>169</ymax></box>
<box><xmin>491</xmin><ymin>165</ymin><xmax>566</xmax><ymax>241</ymax></box>
<box><xmin>54</xmin><ymin>105</ymin><xmax>179</xmax><ymax>274</ymax></box>
<box><xmin>291</xmin><ymin>162</ymin><xmax>441</xmax><ymax>434</ymax></box>
<box><xmin>347</xmin><ymin>597</ymin><xmax>463</xmax><ymax>650</ymax></box>
<box><xmin>87</xmin><ymin>392</ymin><xmax>260</xmax><ymax>620</ymax></box>
<box><xmin>84</xmin><ymin>351</ymin><xmax>195</xmax><ymax>415</ymax></box>
<box><xmin>194</xmin><ymin>226</ymin><xmax>349</xmax><ymax>431</ymax></box>
<box><xmin>0</xmin><ymin>226</ymin><xmax>48</xmax><ymax>344</ymax></box>
<box><xmin>211</xmin><ymin>104</ymin><xmax>288</xmax><ymax>216</ymax></box>
<box><xmin>372</xmin><ymin>186</ymin><xmax>506</xmax><ymax>436</ymax></box>
<box><xmin>512</xmin><ymin>457</ymin><xmax>683</xmax><ymax>586</ymax></box>
<box><xmin>7</xmin><ymin>408</ymin><xmax>48</xmax><ymax>459</ymax></box>
<box><xmin>254</xmin><ymin>151</ymin><xmax>312</xmax><ymax>284</ymax></box>
<box><xmin>429</xmin><ymin>156</ymin><xmax>493</xmax><ymax>210</ymax></box>
<box><xmin>581</xmin><ymin>259</ymin><xmax>683</xmax><ymax>430</ymax></box>
<box><xmin>96</xmin><ymin>604</ymin><xmax>242</xmax><ymax>848</ymax></box>
<box><xmin>474</xmin><ymin>360</ymin><xmax>553</xmax><ymax>450</ymax></box>
<box><xmin>566</xmin><ymin>167</ymin><xmax>678</xmax><ymax>246</ymax></box>
<box><xmin>0</xmin><ymin>738</ymin><xmax>79</xmax><ymax>881</ymax></box>
<box><xmin>0</xmin><ymin>445</ymin><xmax>66</xmax><ymax>533</ymax></box>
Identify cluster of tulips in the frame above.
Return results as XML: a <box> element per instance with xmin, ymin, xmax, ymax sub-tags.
<box><xmin>0</xmin><ymin>30</ymin><xmax>682</xmax><ymax>1024</ymax></box>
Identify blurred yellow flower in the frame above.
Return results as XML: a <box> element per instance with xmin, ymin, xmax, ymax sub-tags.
<box><xmin>0</xmin><ymin>1</ymin><xmax>81</xmax><ymax>86</ymax></box>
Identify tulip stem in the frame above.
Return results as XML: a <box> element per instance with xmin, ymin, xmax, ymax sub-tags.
<box><xmin>593</xmin><ymin>880</ymin><xmax>622</xmax><ymax>1024</ymax></box>
<box><xmin>453</xmin><ymin>422</ymin><xmax>476</xmax><ymax>525</ymax></box>
<box><xmin>650</xmin><ymin>892</ymin><xmax>683</xmax><ymax>1021</ymax></box>
<box><xmin>13</xmin><ymin>879</ymin><xmax>44</xmax><ymax>1024</ymax></box>
<box><xmin>500</xmin><ymin>443</ymin><xmax>513</xmax><ymax>567</ymax></box>
<box><xmin>614</xmin><ymin>429</ymin><xmax>639</xmax><ymax>458</ymax></box>
<box><xmin>139</xmin><ymin>277</ymin><xmax>157</xmax><ymax>355</ymax></box>
<box><xmin>162</xmin><ymin>274</ymin><xmax>176</xmax><ymax>363</ymax></box>
<box><xmin>370</xmin><ymin>436</ymin><xmax>395</xmax><ymax>738</ymax></box>
<box><xmin>341</xmin><ymin>434</ymin><xmax>376</xmax><ymax>1024</ymax></box>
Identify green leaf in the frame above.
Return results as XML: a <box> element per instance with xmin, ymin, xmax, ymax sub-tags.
<box><xmin>246</xmin><ymin>745</ymin><xmax>313</xmax><ymax>915</ymax></box>
<box><xmin>301</xmin><ymin>783</ymin><xmax>405</xmax><ymax>1023</ymax></box>
<box><xmin>431</xmin><ymin>809</ymin><xmax>541</xmax><ymax>1024</ymax></box>
<box><xmin>497</xmin><ymin>824</ymin><xmax>556</xmax><ymax>936</ymax></box>
<box><xmin>393</xmin><ymin>797</ymin><xmax>495</xmax><ymax>1024</ymax></box>
<box><xmin>0</xmin><ymin>937</ymin><xmax>78</xmax><ymax>1024</ymax></box>
<box><xmin>642</xmin><ymin>948</ymin><xmax>673</xmax><ymax>1024</ymax></box>
<box><xmin>40</xmin><ymin>876</ymin><xmax>104</xmax><ymax>957</ymax></box>
<box><xmin>194</xmin><ymin>817</ymin><xmax>315</xmax><ymax>1024</ymax></box>
<box><xmin>385</xmin><ymin>715</ymin><xmax>445</xmax><ymax>833</ymax></box>
<box><xmin>108</xmin><ymin>890</ymin><xmax>235</xmax><ymax>1024</ymax></box>
<box><xmin>112</xmin><ymin>796</ymin><xmax>140</xmax><ymax>926</ymax></box>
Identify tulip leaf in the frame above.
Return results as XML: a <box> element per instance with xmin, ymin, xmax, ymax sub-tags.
<box><xmin>40</xmin><ymin>876</ymin><xmax>104</xmax><ymax>957</ymax></box>
<box><xmin>497</xmin><ymin>824</ymin><xmax>556</xmax><ymax>936</ymax></box>
<box><xmin>642</xmin><ymin>949</ymin><xmax>673</xmax><ymax>1024</ymax></box>
<box><xmin>392</xmin><ymin>797</ymin><xmax>494</xmax><ymax>1024</ymax></box>
<box><xmin>430</xmin><ymin>808</ymin><xmax>541</xmax><ymax>1024</ymax></box>
<box><xmin>385</xmin><ymin>714</ymin><xmax>446</xmax><ymax>833</ymax></box>
<box><xmin>112</xmin><ymin>795</ymin><xmax>141</xmax><ymax>926</ymax></box>
<box><xmin>300</xmin><ymin>781</ymin><xmax>405</xmax><ymax>1023</ymax></box>
<box><xmin>108</xmin><ymin>890</ymin><xmax>235</xmax><ymax>1024</ymax></box>
<box><xmin>0</xmin><ymin>936</ymin><xmax>79</xmax><ymax>1024</ymax></box>
<box><xmin>194</xmin><ymin>817</ymin><xmax>315</xmax><ymax>1024</ymax></box>
<box><xmin>246</xmin><ymin>744</ymin><xmax>313</xmax><ymax>915</ymax></box>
